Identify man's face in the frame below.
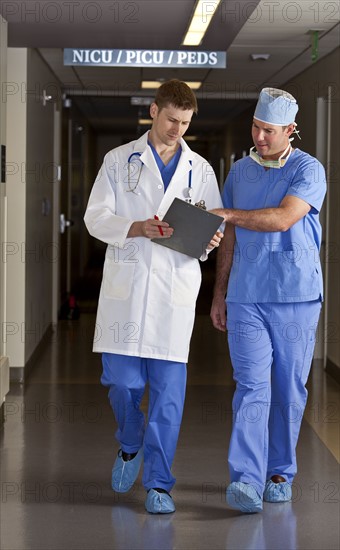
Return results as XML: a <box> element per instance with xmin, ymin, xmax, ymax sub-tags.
<box><xmin>150</xmin><ymin>103</ymin><xmax>193</xmax><ymax>147</ymax></box>
<box><xmin>251</xmin><ymin>118</ymin><xmax>294</xmax><ymax>159</ymax></box>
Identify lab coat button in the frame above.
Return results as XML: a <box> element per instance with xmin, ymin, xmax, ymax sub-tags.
<box><xmin>157</xmin><ymin>184</ymin><xmax>163</xmax><ymax>189</ymax></box>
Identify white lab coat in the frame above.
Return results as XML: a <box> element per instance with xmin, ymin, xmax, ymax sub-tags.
<box><xmin>84</xmin><ymin>131</ymin><xmax>223</xmax><ymax>362</ymax></box>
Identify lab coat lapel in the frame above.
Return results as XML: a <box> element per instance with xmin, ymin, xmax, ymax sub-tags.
<box><xmin>131</xmin><ymin>134</ymin><xmax>195</xmax><ymax>214</ymax></box>
<box><xmin>170</xmin><ymin>146</ymin><xmax>193</xmax><ymax>187</ymax></box>
<box><xmin>133</xmin><ymin>132</ymin><xmax>161</xmax><ymax>181</ymax></box>
<box><xmin>133</xmin><ymin>133</ymin><xmax>193</xmax><ymax>185</ymax></box>
<box><xmin>156</xmin><ymin>139</ymin><xmax>194</xmax><ymax>214</ymax></box>
<box><xmin>167</xmin><ymin>138</ymin><xmax>194</xmax><ymax>188</ymax></box>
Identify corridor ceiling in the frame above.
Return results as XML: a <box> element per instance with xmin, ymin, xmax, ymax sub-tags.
<box><xmin>2</xmin><ymin>0</ymin><xmax>339</xmax><ymax>137</ymax></box>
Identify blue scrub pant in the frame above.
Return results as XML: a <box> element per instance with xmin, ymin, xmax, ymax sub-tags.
<box><xmin>101</xmin><ymin>353</ymin><xmax>187</xmax><ymax>492</ymax></box>
<box><xmin>226</xmin><ymin>301</ymin><xmax>322</xmax><ymax>495</ymax></box>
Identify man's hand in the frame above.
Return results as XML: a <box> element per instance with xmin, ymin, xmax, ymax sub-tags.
<box><xmin>210</xmin><ymin>295</ymin><xmax>227</xmax><ymax>332</ymax></box>
<box><xmin>128</xmin><ymin>219</ymin><xmax>174</xmax><ymax>239</ymax></box>
<box><xmin>210</xmin><ymin>224</ymin><xmax>234</xmax><ymax>332</ymax></box>
<box><xmin>207</xmin><ymin>230</ymin><xmax>224</xmax><ymax>250</ymax></box>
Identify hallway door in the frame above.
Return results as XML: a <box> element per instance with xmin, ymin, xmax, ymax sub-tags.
<box><xmin>52</xmin><ymin>105</ymin><xmax>61</xmax><ymax>325</ymax></box>
<box><xmin>59</xmin><ymin>109</ymin><xmax>86</xmax><ymax>312</ymax></box>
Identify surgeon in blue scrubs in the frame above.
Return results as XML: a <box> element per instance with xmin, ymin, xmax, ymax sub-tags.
<box><xmin>210</xmin><ymin>88</ymin><xmax>327</xmax><ymax>513</ymax></box>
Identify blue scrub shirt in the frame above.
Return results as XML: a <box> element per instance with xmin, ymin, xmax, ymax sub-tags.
<box><xmin>148</xmin><ymin>141</ymin><xmax>181</xmax><ymax>190</ymax></box>
<box><xmin>222</xmin><ymin>148</ymin><xmax>327</xmax><ymax>303</ymax></box>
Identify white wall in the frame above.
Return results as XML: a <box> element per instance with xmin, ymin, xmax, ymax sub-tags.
<box><xmin>25</xmin><ymin>48</ymin><xmax>58</xmax><ymax>363</ymax></box>
<box><xmin>0</xmin><ymin>14</ymin><xmax>10</xmax><ymax>406</ymax></box>
<box><xmin>6</xmin><ymin>48</ymin><xmax>27</xmax><ymax>370</ymax></box>
<box><xmin>6</xmin><ymin>47</ymin><xmax>61</xmax><ymax>376</ymax></box>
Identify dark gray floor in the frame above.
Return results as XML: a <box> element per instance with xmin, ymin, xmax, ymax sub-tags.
<box><xmin>1</xmin><ymin>312</ymin><xmax>339</xmax><ymax>550</ymax></box>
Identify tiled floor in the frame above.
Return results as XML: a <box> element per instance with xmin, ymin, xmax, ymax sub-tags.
<box><xmin>1</xmin><ymin>276</ymin><xmax>339</xmax><ymax>549</ymax></box>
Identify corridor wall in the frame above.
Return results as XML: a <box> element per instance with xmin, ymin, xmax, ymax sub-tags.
<box><xmin>6</xmin><ymin>48</ymin><xmax>61</xmax><ymax>380</ymax></box>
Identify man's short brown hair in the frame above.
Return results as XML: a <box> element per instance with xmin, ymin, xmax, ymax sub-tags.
<box><xmin>155</xmin><ymin>79</ymin><xmax>198</xmax><ymax>114</ymax></box>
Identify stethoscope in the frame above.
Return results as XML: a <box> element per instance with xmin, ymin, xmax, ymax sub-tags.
<box><xmin>126</xmin><ymin>152</ymin><xmax>144</xmax><ymax>195</ymax></box>
<box><xmin>126</xmin><ymin>152</ymin><xmax>193</xmax><ymax>201</ymax></box>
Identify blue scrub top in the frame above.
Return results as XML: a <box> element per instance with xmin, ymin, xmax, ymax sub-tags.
<box><xmin>148</xmin><ymin>141</ymin><xmax>182</xmax><ymax>190</ymax></box>
<box><xmin>222</xmin><ymin>148</ymin><xmax>327</xmax><ymax>303</ymax></box>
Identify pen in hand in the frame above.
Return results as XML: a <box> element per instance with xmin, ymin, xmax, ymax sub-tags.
<box><xmin>154</xmin><ymin>215</ymin><xmax>164</xmax><ymax>236</ymax></box>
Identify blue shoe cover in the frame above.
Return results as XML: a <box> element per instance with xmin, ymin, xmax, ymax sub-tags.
<box><xmin>111</xmin><ymin>449</ymin><xmax>143</xmax><ymax>493</ymax></box>
<box><xmin>145</xmin><ymin>489</ymin><xmax>176</xmax><ymax>514</ymax></box>
<box><xmin>226</xmin><ymin>482</ymin><xmax>263</xmax><ymax>513</ymax></box>
<box><xmin>263</xmin><ymin>479</ymin><xmax>292</xmax><ymax>502</ymax></box>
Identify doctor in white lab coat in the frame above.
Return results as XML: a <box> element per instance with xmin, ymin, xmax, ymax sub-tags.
<box><xmin>84</xmin><ymin>80</ymin><xmax>223</xmax><ymax>514</ymax></box>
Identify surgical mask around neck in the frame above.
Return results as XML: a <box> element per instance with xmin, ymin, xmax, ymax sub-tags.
<box><xmin>249</xmin><ymin>143</ymin><xmax>292</xmax><ymax>169</ymax></box>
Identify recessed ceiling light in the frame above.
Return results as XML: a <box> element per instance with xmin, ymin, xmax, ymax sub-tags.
<box><xmin>182</xmin><ymin>0</ymin><xmax>222</xmax><ymax>46</ymax></box>
<box><xmin>131</xmin><ymin>97</ymin><xmax>153</xmax><ymax>105</ymax></box>
<box><xmin>250</xmin><ymin>54</ymin><xmax>270</xmax><ymax>61</ymax></box>
<box><xmin>141</xmin><ymin>81</ymin><xmax>163</xmax><ymax>89</ymax></box>
<box><xmin>141</xmin><ymin>81</ymin><xmax>202</xmax><ymax>90</ymax></box>
<box><xmin>184</xmin><ymin>82</ymin><xmax>202</xmax><ymax>90</ymax></box>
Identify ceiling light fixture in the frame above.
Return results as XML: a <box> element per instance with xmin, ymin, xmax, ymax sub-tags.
<box><xmin>141</xmin><ymin>81</ymin><xmax>163</xmax><ymax>89</ymax></box>
<box><xmin>182</xmin><ymin>0</ymin><xmax>222</xmax><ymax>46</ymax></box>
<box><xmin>138</xmin><ymin>118</ymin><xmax>153</xmax><ymax>125</ymax></box>
<box><xmin>184</xmin><ymin>136</ymin><xmax>198</xmax><ymax>141</ymax></box>
<box><xmin>184</xmin><ymin>81</ymin><xmax>202</xmax><ymax>90</ymax></box>
<box><xmin>250</xmin><ymin>54</ymin><xmax>270</xmax><ymax>61</ymax></box>
<box><xmin>131</xmin><ymin>97</ymin><xmax>154</xmax><ymax>105</ymax></box>
<box><xmin>141</xmin><ymin>81</ymin><xmax>202</xmax><ymax>90</ymax></box>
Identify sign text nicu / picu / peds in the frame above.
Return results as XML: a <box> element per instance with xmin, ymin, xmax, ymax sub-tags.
<box><xmin>64</xmin><ymin>49</ymin><xmax>227</xmax><ymax>69</ymax></box>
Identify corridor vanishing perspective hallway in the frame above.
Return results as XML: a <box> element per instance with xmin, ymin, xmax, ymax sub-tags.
<box><xmin>0</xmin><ymin>3</ymin><xmax>339</xmax><ymax>548</ymax></box>
<box><xmin>1</xmin><ymin>300</ymin><xmax>339</xmax><ymax>550</ymax></box>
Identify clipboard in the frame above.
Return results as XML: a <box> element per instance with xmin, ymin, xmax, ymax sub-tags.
<box><xmin>151</xmin><ymin>198</ymin><xmax>224</xmax><ymax>259</ymax></box>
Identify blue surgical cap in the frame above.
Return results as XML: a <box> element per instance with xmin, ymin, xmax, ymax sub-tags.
<box><xmin>254</xmin><ymin>87</ymin><xmax>299</xmax><ymax>126</ymax></box>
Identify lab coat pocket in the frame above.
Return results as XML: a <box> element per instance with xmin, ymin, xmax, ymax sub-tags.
<box><xmin>171</xmin><ymin>267</ymin><xmax>201</xmax><ymax>308</ymax></box>
<box><xmin>102</xmin><ymin>259</ymin><xmax>136</xmax><ymax>300</ymax></box>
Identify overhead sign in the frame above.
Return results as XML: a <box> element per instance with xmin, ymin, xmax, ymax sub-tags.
<box><xmin>64</xmin><ymin>49</ymin><xmax>226</xmax><ymax>69</ymax></box>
